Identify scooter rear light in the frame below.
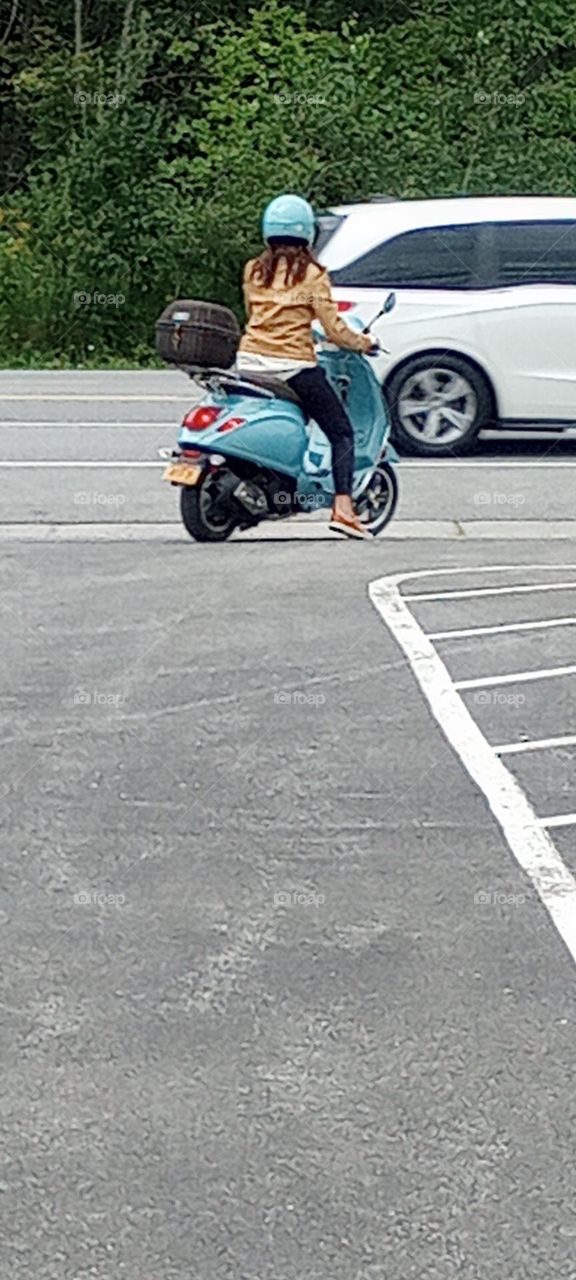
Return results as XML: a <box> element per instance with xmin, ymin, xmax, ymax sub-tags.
<box><xmin>217</xmin><ymin>417</ymin><xmax>246</xmax><ymax>433</ymax></box>
<box><xmin>182</xmin><ymin>405</ymin><xmax>221</xmax><ymax>430</ymax></box>
<box><xmin>181</xmin><ymin>447</ymin><xmax>202</xmax><ymax>459</ymax></box>
<box><xmin>337</xmin><ymin>301</ymin><xmax>355</xmax><ymax>312</ymax></box>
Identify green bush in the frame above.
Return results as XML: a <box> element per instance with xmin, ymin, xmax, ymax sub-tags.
<box><xmin>1</xmin><ymin>0</ymin><xmax>575</xmax><ymax>365</ymax></box>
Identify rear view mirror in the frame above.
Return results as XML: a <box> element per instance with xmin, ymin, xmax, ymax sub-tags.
<box><xmin>365</xmin><ymin>291</ymin><xmax>397</xmax><ymax>331</ymax></box>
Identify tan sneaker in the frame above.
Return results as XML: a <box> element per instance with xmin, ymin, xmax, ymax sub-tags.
<box><xmin>329</xmin><ymin>509</ymin><xmax>373</xmax><ymax>540</ymax></box>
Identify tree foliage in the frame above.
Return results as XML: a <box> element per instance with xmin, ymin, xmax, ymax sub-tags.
<box><xmin>1</xmin><ymin>0</ymin><xmax>575</xmax><ymax>364</ymax></box>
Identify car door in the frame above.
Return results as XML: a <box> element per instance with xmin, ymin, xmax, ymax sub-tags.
<box><xmin>474</xmin><ymin>220</ymin><xmax>576</xmax><ymax>423</ymax></box>
<box><xmin>327</xmin><ymin>222</ymin><xmax>492</xmax><ymax>374</ymax></box>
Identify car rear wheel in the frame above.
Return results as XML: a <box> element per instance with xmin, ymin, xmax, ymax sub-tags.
<box><xmin>386</xmin><ymin>355</ymin><xmax>492</xmax><ymax>456</ymax></box>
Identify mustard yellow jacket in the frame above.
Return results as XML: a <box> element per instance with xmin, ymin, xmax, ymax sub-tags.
<box><xmin>239</xmin><ymin>258</ymin><xmax>372</xmax><ymax>363</ymax></box>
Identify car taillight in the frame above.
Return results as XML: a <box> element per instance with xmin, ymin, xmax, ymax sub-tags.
<box><xmin>217</xmin><ymin>417</ymin><xmax>246</xmax><ymax>433</ymax></box>
<box><xmin>182</xmin><ymin>405</ymin><xmax>221</xmax><ymax>429</ymax></box>
<box><xmin>337</xmin><ymin>301</ymin><xmax>355</xmax><ymax>312</ymax></box>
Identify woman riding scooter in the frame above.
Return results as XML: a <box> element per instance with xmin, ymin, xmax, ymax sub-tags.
<box><xmin>237</xmin><ymin>194</ymin><xmax>379</xmax><ymax>540</ymax></box>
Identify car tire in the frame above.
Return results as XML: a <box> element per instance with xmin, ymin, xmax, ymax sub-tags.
<box><xmin>385</xmin><ymin>354</ymin><xmax>492</xmax><ymax>456</ymax></box>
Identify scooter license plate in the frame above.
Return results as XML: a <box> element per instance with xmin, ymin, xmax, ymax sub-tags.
<box><xmin>163</xmin><ymin>462</ymin><xmax>202</xmax><ymax>486</ymax></box>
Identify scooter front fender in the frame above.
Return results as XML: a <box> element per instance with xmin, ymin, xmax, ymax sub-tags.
<box><xmin>380</xmin><ymin>442</ymin><xmax>399</xmax><ymax>464</ymax></box>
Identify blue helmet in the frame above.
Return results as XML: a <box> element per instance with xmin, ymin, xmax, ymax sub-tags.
<box><xmin>262</xmin><ymin>194</ymin><xmax>315</xmax><ymax>245</ymax></box>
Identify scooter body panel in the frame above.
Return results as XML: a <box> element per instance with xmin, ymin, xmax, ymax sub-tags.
<box><xmin>178</xmin><ymin>392</ymin><xmax>309</xmax><ymax>477</ymax></box>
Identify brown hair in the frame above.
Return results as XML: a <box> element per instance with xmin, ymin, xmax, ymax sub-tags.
<box><xmin>248</xmin><ymin>238</ymin><xmax>323</xmax><ymax>289</ymax></box>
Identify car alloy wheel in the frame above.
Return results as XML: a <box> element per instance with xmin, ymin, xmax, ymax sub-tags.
<box><xmin>386</xmin><ymin>354</ymin><xmax>492</xmax><ymax>456</ymax></box>
<box><xmin>398</xmin><ymin>365</ymin><xmax>477</xmax><ymax>446</ymax></box>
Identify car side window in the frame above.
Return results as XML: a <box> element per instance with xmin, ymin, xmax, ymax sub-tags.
<box><xmin>330</xmin><ymin>224</ymin><xmax>482</xmax><ymax>289</ymax></box>
<box><xmin>491</xmin><ymin>221</ymin><xmax>576</xmax><ymax>286</ymax></box>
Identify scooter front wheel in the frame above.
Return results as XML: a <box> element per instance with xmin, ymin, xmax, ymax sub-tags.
<box><xmin>355</xmin><ymin>463</ymin><xmax>398</xmax><ymax>536</ymax></box>
<box><xmin>180</xmin><ymin>473</ymin><xmax>238</xmax><ymax>542</ymax></box>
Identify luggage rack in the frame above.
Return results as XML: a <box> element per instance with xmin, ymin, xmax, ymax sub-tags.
<box><xmin>182</xmin><ymin>366</ymin><xmax>302</xmax><ymax>407</ymax></box>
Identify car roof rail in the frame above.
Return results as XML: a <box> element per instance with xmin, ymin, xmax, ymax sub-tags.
<box><xmin>335</xmin><ymin>194</ymin><xmax>399</xmax><ymax>207</ymax></box>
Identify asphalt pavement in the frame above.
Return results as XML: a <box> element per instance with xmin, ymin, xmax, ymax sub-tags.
<box><xmin>1</xmin><ymin>372</ymin><xmax>576</xmax><ymax>1280</ymax></box>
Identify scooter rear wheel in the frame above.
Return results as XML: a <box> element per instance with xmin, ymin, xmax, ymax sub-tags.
<box><xmin>180</xmin><ymin>473</ymin><xmax>238</xmax><ymax>542</ymax></box>
<box><xmin>355</xmin><ymin>463</ymin><xmax>398</xmax><ymax>536</ymax></box>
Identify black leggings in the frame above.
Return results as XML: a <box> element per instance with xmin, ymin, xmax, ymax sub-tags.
<box><xmin>287</xmin><ymin>366</ymin><xmax>354</xmax><ymax>495</ymax></box>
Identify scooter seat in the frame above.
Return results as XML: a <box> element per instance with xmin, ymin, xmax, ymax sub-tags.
<box><xmin>239</xmin><ymin>371</ymin><xmax>302</xmax><ymax>404</ymax></box>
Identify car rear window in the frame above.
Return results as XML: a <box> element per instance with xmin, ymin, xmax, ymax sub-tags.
<box><xmin>330</xmin><ymin>224</ymin><xmax>483</xmax><ymax>289</ymax></box>
<box><xmin>314</xmin><ymin>212</ymin><xmax>346</xmax><ymax>256</ymax></box>
<box><xmin>489</xmin><ymin>220</ymin><xmax>576</xmax><ymax>286</ymax></box>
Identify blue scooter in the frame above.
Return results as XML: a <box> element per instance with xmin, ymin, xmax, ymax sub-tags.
<box><xmin>163</xmin><ymin>293</ymin><xmax>399</xmax><ymax>541</ymax></box>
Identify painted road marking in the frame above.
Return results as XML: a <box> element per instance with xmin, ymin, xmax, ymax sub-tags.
<box><xmin>455</xmin><ymin>665</ymin><xmax>576</xmax><ymax>689</ymax></box>
<box><xmin>0</xmin><ymin>394</ymin><xmax>192</xmax><ymax>402</ymax></box>
<box><xmin>1</xmin><ymin>416</ymin><xmax>576</xmax><ymax>463</ymax></box>
<box><xmin>0</xmin><ymin>430</ymin><xmax>177</xmax><ymax>435</ymax></box>
<box><xmin>385</xmin><ymin>564</ymin><xmax>576</xmax><ymax>580</ymax></box>
<box><xmin>538</xmin><ymin>813</ymin><xmax>576</xmax><ymax>829</ymax></box>
<box><xmin>406</xmin><ymin>581</ymin><xmax>576</xmax><ymax>601</ymax></box>
<box><xmin>369</xmin><ymin>566</ymin><xmax>576</xmax><ymax>968</ymax></box>
<box><xmin>400</xmin><ymin>461</ymin><xmax>576</xmax><ymax>469</ymax></box>
<box><xmin>0</xmin><ymin>461</ymin><xmax>163</xmax><ymax>468</ymax></box>
<box><xmin>429</xmin><ymin>616</ymin><xmax>576</xmax><ymax>640</ymax></box>
<box><xmin>495</xmin><ymin>734</ymin><xmax>576</xmax><ymax>756</ymax></box>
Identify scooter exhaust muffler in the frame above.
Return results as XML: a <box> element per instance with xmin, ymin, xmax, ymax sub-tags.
<box><xmin>233</xmin><ymin>479</ymin><xmax>269</xmax><ymax>517</ymax></box>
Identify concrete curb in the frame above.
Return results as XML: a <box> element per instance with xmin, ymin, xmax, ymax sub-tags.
<box><xmin>1</xmin><ymin>520</ymin><xmax>576</xmax><ymax>542</ymax></box>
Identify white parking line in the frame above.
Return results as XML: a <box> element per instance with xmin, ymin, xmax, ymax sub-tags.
<box><xmin>403</xmin><ymin>564</ymin><xmax>576</xmax><ymax>583</ymax></box>
<box><xmin>400</xmin><ymin>461</ymin><xmax>576</xmax><ymax>469</ymax></box>
<box><xmin>538</xmin><ymin>814</ymin><xmax>576</xmax><ymax>829</ymax></box>
<box><xmin>370</xmin><ymin>566</ymin><xmax>576</xmax><ymax>968</ymax></box>
<box><xmin>429</xmin><ymin>616</ymin><xmax>576</xmax><ymax>640</ymax></box>
<box><xmin>455</xmin><ymin>665</ymin><xmax>576</xmax><ymax>689</ymax></box>
<box><xmin>0</xmin><ymin>461</ymin><xmax>163</xmax><ymax>468</ymax></box>
<box><xmin>406</xmin><ymin>581</ymin><xmax>576</xmax><ymax>602</ymax></box>
<box><xmin>0</xmin><ymin>394</ymin><xmax>191</xmax><ymax>402</ymax></box>
<box><xmin>495</xmin><ymin>734</ymin><xmax>576</xmax><ymax>756</ymax></box>
<box><xmin>0</xmin><ymin>421</ymin><xmax>176</xmax><ymax>428</ymax></box>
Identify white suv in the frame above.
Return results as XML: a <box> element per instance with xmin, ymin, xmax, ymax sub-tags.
<box><xmin>317</xmin><ymin>196</ymin><xmax>576</xmax><ymax>455</ymax></box>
